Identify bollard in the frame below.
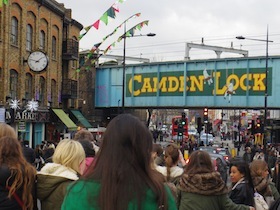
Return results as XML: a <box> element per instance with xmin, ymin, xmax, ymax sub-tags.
<box><xmin>231</xmin><ymin>148</ymin><xmax>236</xmax><ymax>158</ymax></box>
<box><xmin>184</xmin><ymin>150</ymin><xmax>189</xmax><ymax>160</ymax></box>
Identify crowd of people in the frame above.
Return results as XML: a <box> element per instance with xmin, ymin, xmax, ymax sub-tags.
<box><xmin>1</xmin><ymin>114</ymin><xmax>280</xmax><ymax>209</ymax></box>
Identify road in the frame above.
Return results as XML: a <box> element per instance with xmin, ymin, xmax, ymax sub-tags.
<box><xmin>157</xmin><ymin>133</ymin><xmax>245</xmax><ymax>158</ymax></box>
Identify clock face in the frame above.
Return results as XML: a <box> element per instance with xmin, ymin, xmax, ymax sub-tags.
<box><xmin>27</xmin><ymin>51</ymin><xmax>48</xmax><ymax>72</ymax></box>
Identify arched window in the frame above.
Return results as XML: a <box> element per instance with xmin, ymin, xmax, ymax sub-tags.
<box><xmin>51</xmin><ymin>79</ymin><xmax>57</xmax><ymax>103</ymax></box>
<box><xmin>39</xmin><ymin>30</ymin><xmax>45</xmax><ymax>50</ymax></box>
<box><xmin>52</xmin><ymin>36</ymin><xmax>57</xmax><ymax>59</ymax></box>
<box><xmin>10</xmin><ymin>70</ymin><xmax>18</xmax><ymax>98</ymax></box>
<box><xmin>0</xmin><ymin>11</ymin><xmax>2</xmax><ymax>39</ymax></box>
<box><xmin>26</xmin><ymin>24</ymin><xmax>33</xmax><ymax>51</ymax></box>
<box><xmin>11</xmin><ymin>17</ymin><xmax>18</xmax><ymax>45</ymax></box>
<box><xmin>25</xmin><ymin>73</ymin><xmax>33</xmax><ymax>100</ymax></box>
<box><xmin>39</xmin><ymin>76</ymin><xmax>45</xmax><ymax>103</ymax></box>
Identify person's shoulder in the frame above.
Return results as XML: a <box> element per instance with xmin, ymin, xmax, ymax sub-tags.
<box><xmin>155</xmin><ymin>165</ymin><xmax>166</xmax><ymax>173</ymax></box>
<box><xmin>70</xmin><ymin>179</ymin><xmax>101</xmax><ymax>192</ymax></box>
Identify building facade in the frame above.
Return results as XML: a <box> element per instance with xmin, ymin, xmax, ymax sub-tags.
<box><xmin>0</xmin><ymin>0</ymin><xmax>83</xmax><ymax>147</ymax></box>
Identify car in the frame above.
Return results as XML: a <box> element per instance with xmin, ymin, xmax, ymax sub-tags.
<box><xmin>215</xmin><ymin>147</ymin><xmax>232</xmax><ymax>163</ymax></box>
<box><xmin>199</xmin><ymin>133</ymin><xmax>214</xmax><ymax>146</ymax></box>
<box><xmin>188</xmin><ymin>129</ymin><xmax>198</xmax><ymax>136</ymax></box>
<box><xmin>199</xmin><ymin>146</ymin><xmax>217</xmax><ymax>154</ymax></box>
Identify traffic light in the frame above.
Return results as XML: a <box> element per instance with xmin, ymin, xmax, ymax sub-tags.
<box><xmin>255</xmin><ymin>118</ymin><xmax>261</xmax><ymax>133</ymax></box>
<box><xmin>203</xmin><ymin>108</ymin><xmax>208</xmax><ymax>122</ymax></box>
<box><xmin>181</xmin><ymin>112</ymin><xmax>186</xmax><ymax>125</ymax></box>
<box><xmin>178</xmin><ymin>112</ymin><xmax>187</xmax><ymax>136</ymax></box>
<box><xmin>197</xmin><ymin>117</ymin><xmax>202</xmax><ymax>133</ymax></box>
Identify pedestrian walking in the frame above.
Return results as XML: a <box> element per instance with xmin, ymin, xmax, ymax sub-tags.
<box><xmin>156</xmin><ymin>143</ymin><xmax>184</xmax><ymax>182</ymax></box>
<box><xmin>37</xmin><ymin>139</ymin><xmax>85</xmax><ymax>210</ymax></box>
<box><xmin>177</xmin><ymin>150</ymin><xmax>255</xmax><ymax>210</ymax></box>
<box><xmin>22</xmin><ymin>140</ymin><xmax>36</xmax><ymax>165</ymax></box>
<box><xmin>0</xmin><ymin>135</ymin><xmax>37</xmax><ymax>210</ymax></box>
<box><xmin>62</xmin><ymin>113</ymin><xmax>177</xmax><ymax>210</ymax></box>
<box><xmin>250</xmin><ymin>159</ymin><xmax>280</xmax><ymax>207</ymax></box>
<box><xmin>229</xmin><ymin>160</ymin><xmax>255</xmax><ymax>206</ymax></box>
<box><xmin>74</xmin><ymin>130</ymin><xmax>96</xmax><ymax>174</ymax></box>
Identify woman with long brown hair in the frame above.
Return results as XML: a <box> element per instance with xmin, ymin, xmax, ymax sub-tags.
<box><xmin>62</xmin><ymin>113</ymin><xmax>177</xmax><ymax>210</ymax></box>
<box><xmin>178</xmin><ymin>150</ymin><xmax>254</xmax><ymax>210</ymax></box>
<box><xmin>0</xmin><ymin>125</ymin><xmax>37</xmax><ymax>210</ymax></box>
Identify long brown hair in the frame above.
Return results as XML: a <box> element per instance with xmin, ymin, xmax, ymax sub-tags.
<box><xmin>164</xmin><ymin>144</ymin><xmax>180</xmax><ymax>181</ymax></box>
<box><xmin>0</xmin><ymin>136</ymin><xmax>37</xmax><ymax>210</ymax></box>
<box><xmin>0</xmin><ymin>122</ymin><xmax>17</xmax><ymax>139</ymax></box>
<box><xmin>83</xmin><ymin>114</ymin><xmax>168</xmax><ymax>210</ymax></box>
<box><xmin>184</xmin><ymin>150</ymin><xmax>214</xmax><ymax>174</ymax></box>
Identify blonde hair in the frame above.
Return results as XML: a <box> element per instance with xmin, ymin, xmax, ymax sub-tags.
<box><xmin>52</xmin><ymin>139</ymin><xmax>85</xmax><ymax>173</ymax></box>
<box><xmin>0</xmin><ymin>123</ymin><xmax>17</xmax><ymax>139</ymax></box>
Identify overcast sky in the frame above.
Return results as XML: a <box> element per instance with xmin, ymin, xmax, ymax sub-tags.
<box><xmin>57</xmin><ymin>0</ymin><xmax>280</xmax><ymax>62</ymax></box>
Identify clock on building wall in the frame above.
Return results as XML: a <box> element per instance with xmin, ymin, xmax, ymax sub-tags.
<box><xmin>27</xmin><ymin>51</ymin><xmax>48</xmax><ymax>72</ymax></box>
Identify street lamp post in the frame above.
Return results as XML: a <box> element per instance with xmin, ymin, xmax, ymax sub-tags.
<box><xmin>121</xmin><ymin>31</ymin><xmax>156</xmax><ymax>113</ymax></box>
<box><xmin>236</xmin><ymin>27</ymin><xmax>273</xmax><ymax>148</ymax></box>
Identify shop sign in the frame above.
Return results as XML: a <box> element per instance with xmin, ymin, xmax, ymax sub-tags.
<box><xmin>18</xmin><ymin>121</ymin><xmax>26</xmax><ymax>132</ymax></box>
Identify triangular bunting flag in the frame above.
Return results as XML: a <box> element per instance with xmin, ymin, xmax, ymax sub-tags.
<box><xmin>107</xmin><ymin>7</ymin><xmax>116</xmax><ymax>19</ymax></box>
<box><xmin>92</xmin><ymin>20</ymin><xmax>100</xmax><ymax>30</ymax></box>
<box><xmin>100</xmin><ymin>12</ymin><xmax>109</xmax><ymax>25</ymax></box>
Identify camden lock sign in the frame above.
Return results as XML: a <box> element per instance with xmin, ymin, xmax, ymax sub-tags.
<box><xmin>126</xmin><ymin>68</ymin><xmax>272</xmax><ymax>97</ymax></box>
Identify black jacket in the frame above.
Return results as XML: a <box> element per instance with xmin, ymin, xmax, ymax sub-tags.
<box><xmin>229</xmin><ymin>180</ymin><xmax>254</xmax><ymax>206</ymax></box>
<box><xmin>0</xmin><ymin>164</ymin><xmax>37</xmax><ymax>210</ymax></box>
<box><xmin>0</xmin><ymin>165</ymin><xmax>23</xmax><ymax>210</ymax></box>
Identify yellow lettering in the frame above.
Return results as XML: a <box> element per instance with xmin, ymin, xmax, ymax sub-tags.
<box><xmin>158</xmin><ymin>77</ymin><xmax>167</xmax><ymax>92</ymax></box>
<box><xmin>128</xmin><ymin>75</ymin><xmax>141</xmax><ymax>96</ymax></box>
<box><xmin>215</xmin><ymin>72</ymin><xmax>227</xmax><ymax>95</ymax></box>
<box><xmin>179</xmin><ymin>76</ymin><xmax>185</xmax><ymax>92</ymax></box>
<box><xmin>227</xmin><ymin>74</ymin><xmax>239</xmax><ymax>90</ymax></box>
<box><xmin>240</xmin><ymin>74</ymin><xmax>252</xmax><ymax>91</ymax></box>
<box><xmin>189</xmin><ymin>75</ymin><xmax>204</xmax><ymax>92</ymax></box>
<box><xmin>141</xmin><ymin>78</ymin><xmax>153</xmax><ymax>93</ymax></box>
<box><xmin>152</xmin><ymin>77</ymin><xmax>158</xmax><ymax>92</ymax></box>
<box><xmin>168</xmin><ymin>76</ymin><xmax>179</xmax><ymax>92</ymax></box>
<box><xmin>252</xmin><ymin>73</ymin><xmax>265</xmax><ymax>91</ymax></box>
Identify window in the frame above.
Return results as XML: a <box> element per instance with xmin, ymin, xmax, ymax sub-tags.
<box><xmin>39</xmin><ymin>30</ymin><xmax>45</xmax><ymax>50</ymax></box>
<box><xmin>39</xmin><ymin>76</ymin><xmax>45</xmax><ymax>103</ymax></box>
<box><xmin>11</xmin><ymin>17</ymin><xmax>18</xmax><ymax>45</ymax></box>
<box><xmin>26</xmin><ymin>24</ymin><xmax>33</xmax><ymax>51</ymax></box>
<box><xmin>10</xmin><ymin>70</ymin><xmax>18</xmax><ymax>98</ymax></box>
<box><xmin>0</xmin><ymin>11</ymin><xmax>2</xmax><ymax>39</ymax></box>
<box><xmin>51</xmin><ymin>79</ymin><xmax>57</xmax><ymax>103</ymax></box>
<box><xmin>52</xmin><ymin>36</ymin><xmax>57</xmax><ymax>59</ymax></box>
<box><xmin>25</xmin><ymin>73</ymin><xmax>33</xmax><ymax>100</ymax></box>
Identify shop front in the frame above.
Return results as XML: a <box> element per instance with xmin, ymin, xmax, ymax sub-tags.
<box><xmin>5</xmin><ymin>108</ymin><xmax>50</xmax><ymax>148</ymax></box>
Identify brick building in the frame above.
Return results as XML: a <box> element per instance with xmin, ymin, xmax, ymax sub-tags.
<box><xmin>0</xmin><ymin>0</ymin><xmax>84</xmax><ymax>146</ymax></box>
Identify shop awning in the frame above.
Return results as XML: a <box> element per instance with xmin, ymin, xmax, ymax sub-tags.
<box><xmin>70</xmin><ymin>109</ymin><xmax>92</xmax><ymax>128</ymax></box>
<box><xmin>52</xmin><ymin>109</ymin><xmax>77</xmax><ymax>131</ymax></box>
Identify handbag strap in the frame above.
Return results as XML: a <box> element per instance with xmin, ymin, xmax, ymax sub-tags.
<box><xmin>6</xmin><ymin>185</ymin><xmax>26</xmax><ymax>209</ymax></box>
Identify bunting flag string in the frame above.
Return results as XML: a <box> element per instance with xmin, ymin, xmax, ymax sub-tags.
<box><xmin>78</xmin><ymin>0</ymin><xmax>126</xmax><ymax>40</ymax></box>
<box><xmin>75</xmin><ymin>19</ymin><xmax>150</xmax><ymax>73</ymax></box>
<box><xmin>117</xmin><ymin>20</ymin><xmax>149</xmax><ymax>42</ymax></box>
<box><xmin>78</xmin><ymin>13</ymin><xmax>141</xmax><ymax>72</ymax></box>
<box><xmin>85</xmin><ymin>13</ymin><xmax>141</xmax><ymax>60</ymax></box>
<box><xmin>87</xmin><ymin>20</ymin><xmax>150</xmax><ymax>66</ymax></box>
<box><xmin>0</xmin><ymin>0</ymin><xmax>8</xmax><ymax>7</ymax></box>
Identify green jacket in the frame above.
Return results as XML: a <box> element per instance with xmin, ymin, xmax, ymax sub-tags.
<box><xmin>178</xmin><ymin>191</ymin><xmax>250</xmax><ymax>210</ymax></box>
<box><xmin>37</xmin><ymin>163</ymin><xmax>79</xmax><ymax>210</ymax></box>
<box><xmin>61</xmin><ymin>180</ymin><xmax>177</xmax><ymax>210</ymax></box>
